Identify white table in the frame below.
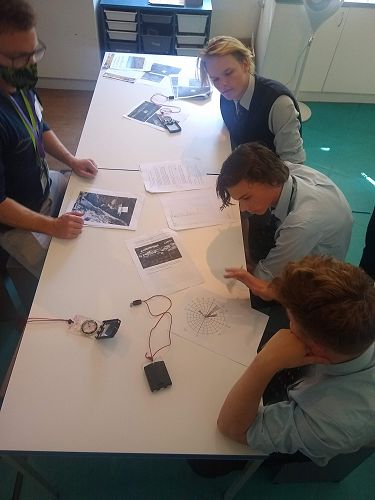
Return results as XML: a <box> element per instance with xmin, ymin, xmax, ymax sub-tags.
<box><xmin>0</xmin><ymin>171</ymin><xmax>267</xmax><ymax>457</ymax></box>
<box><xmin>0</xmin><ymin>56</ymin><xmax>268</xmax><ymax>489</ymax></box>
<box><xmin>77</xmin><ymin>53</ymin><xmax>230</xmax><ymax>174</ymax></box>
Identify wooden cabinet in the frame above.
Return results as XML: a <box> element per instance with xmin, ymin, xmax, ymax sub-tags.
<box><xmin>99</xmin><ymin>0</ymin><xmax>212</xmax><ymax>57</ymax></box>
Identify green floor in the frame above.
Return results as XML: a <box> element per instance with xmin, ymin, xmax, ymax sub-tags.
<box><xmin>0</xmin><ymin>102</ymin><xmax>374</xmax><ymax>499</ymax></box>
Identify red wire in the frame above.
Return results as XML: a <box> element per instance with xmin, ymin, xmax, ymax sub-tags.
<box><xmin>141</xmin><ymin>295</ymin><xmax>173</xmax><ymax>362</ymax></box>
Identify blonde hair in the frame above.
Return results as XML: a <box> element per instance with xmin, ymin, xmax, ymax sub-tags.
<box><xmin>198</xmin><ymin>36</ymin><xmax>255</xmax><ymax>85</ymax></box>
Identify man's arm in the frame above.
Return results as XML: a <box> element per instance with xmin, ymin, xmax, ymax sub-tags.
<box><xmin>42</xmin><ymin>130</ymin><xmax>98</xmax><ymax>178</ymax></box>
<box><xmin>269</xmin><ymin>95</ymin><xmax>305</xmax><ymax>164</ymax></box>
<box><xmin>0</xmin><ymin>197</ymin><xmax>83</xmax><ymax>239</ymax></box>
<box><xmin>218</xmin><ymin>329</ymin><xmax>328</xmax><ymax>444</ymax></box>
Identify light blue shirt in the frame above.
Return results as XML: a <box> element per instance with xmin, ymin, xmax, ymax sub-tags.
<box><xmin>238</xmin><ymin>75</ymin><xmax>306</xmax><ymax>164</ymax></box>
<box><xmin>247</xmin><ymin>343</ymin><xmax>375</xmax><ymax>465</ymax></box>
<box><xmin>254</xmin><ymin>162</ymin><xmax>353</xmax><ymax>281</ymax></box>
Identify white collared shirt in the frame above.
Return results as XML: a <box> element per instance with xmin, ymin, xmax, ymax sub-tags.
<box><xmin>247</xmin><ymin>343</ymin><xmax>375</xmax><ymax>465</ymax></box>
<box><xmin>238</xmin><ymin>75</ymin><xmax>305</xmax><ymax>164</ymax></box>
<box><xmin>254</xmin><ymin>162</ymin><xmax>353</xmax><ymax>280</ymax></box>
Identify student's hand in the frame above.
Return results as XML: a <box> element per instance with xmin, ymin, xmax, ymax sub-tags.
<box><xmin>50</xmin><ymin>211</ymin><xmax>84</xmax><ymax>239</ymax></box>
<box><xmin>70</xmin><ymin>157</ymin><xmax>98</xmax><ymax>178</ymax></box>
<box><xmin>257</xmin><ymin>329</ymin><xmax>330</xmax><ymax>371</ymax></box>
<box><xmin>224</xmin><ymin>267</ymin><xmax>275</xmax><ymax>301</ymax></box>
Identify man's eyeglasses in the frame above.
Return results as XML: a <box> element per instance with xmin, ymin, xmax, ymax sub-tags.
<box><xmin>2</xmin><ymin>40</ymin><xmax>46</xmax><ymax>69</ymax></box>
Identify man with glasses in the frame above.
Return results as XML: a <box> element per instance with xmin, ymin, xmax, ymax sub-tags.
<box><xmin>0</xmin><ymin>0</ymin><xmax>98</xmax><ymax>278</ymax></box>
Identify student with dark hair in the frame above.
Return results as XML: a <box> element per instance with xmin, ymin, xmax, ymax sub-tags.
<box><xmin>0</xmin><ymin>0</ymin><xmax>98</xmax><ymax>278</ymax></box>
<box><xmin>218</xmin><ymin>256</ymin><xmax>375</xmax><ymax>464</ymax></box>
<box><xmin>217</xmin><ymin>143</ymin><xmax>353</xmax><ymax>302</ymax></box>
<box><xmin>198</xmin><ymin>36</ymin><xmax>305</xmax><ymax>163</ymax></box>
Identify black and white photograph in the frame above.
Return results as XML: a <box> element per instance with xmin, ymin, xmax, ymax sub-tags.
<box><xmin>127</xmin><ymin>56</ymin><xmax>146</xmax><ymax>70</ymax></box>
<box><xmin>68</xmin><ymin>189</ymin><xmax>144</xmax><ymax>230</ymax></box>
<box><xmin>135</xmin><ymin>237</ymin><xmax>182</xmax><ymax>269</ymax></box>
<box><xmin>125</xmin><ymin>100</ymin><xmax>172</xmax><ymax>131</ymax></box>
<box><xmin>127</xmin><ymin>229</ymin><xmax>203</xmax><ymax>294</ymax></box>
<box><xmin>150</xmin><ymin>63</ymin><xmax>181</xmax><ymax>76</ymax></box>
<box><xmin>127</xmin><ymin>100</ymin><xmax>162</xmax><ymax>123</ymax></box>
<box><xmin>146</xmin><ymin>112</ymin><xmax>166</xmax><ymax>129</ymax></box>
<box><xmin>171</xmin><ymin>76</ymin><xmax>212</xmax><ymax>99</ymax></box>
<box><xmin>140</xmin><ymin>72</ymin><xmax>165</xmax><ymax>83</ymax></box>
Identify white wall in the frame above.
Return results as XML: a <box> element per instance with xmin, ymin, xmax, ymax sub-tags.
<box><xmin>210</xmin><ymin>0</ymin><xmax>261</xmax><ymax>41</ymax></box>
<box><xmin>29</xmin><ymin>0</ymin><xmax>100</xmax><ymax>83</ymax></box>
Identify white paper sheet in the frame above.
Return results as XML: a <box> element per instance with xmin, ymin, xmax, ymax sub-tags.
<box><xmin>170</xmin><ymin>75</ymin><xmax>212</xmax><ymax>99</ymax></box>
<box><xmin>126</xmin><ymin>229</ymin><xmax>203</xmax><ymax>294</ymax></box>
<box><xmin>140</xmin><ymin>158</ymin><xmax>208</xmax><ymax>192</ymax></box>
<box><xmin>103</xmin><ymin>53</ymin><xmax>151</xmax><ymax>72</ymax></box>
<box><xmin>137</xmin><ymin>72</ymin><xmax>168</xmax><ymax>87</ymax></box>
<box><xmin>67</xmin><ymin>188</ymin><xmax>144</xmax><ymax>230</ymax></box>
<box><xmin>103</xmin><ymin>69</ymin><xmax>143</xmax><ymax>84</ymax></box>
<box><xmin>160</xmin><ymin>189</ymin><xmax>238</xmax><ymax>230</ymax></box>
<box><xmin>172</xmin><ymin>289</ymin><xmax>269</xmax><ymax>366</ymax></box>
<box><xmin>124</xmin><ymin>100</ymin><xmax>186</xmax><ymax>132</ymax></box>
<box><xmin>149</xmin><ymin>0</ymin><xmax>184</xmax><ymax>5</ymax></box>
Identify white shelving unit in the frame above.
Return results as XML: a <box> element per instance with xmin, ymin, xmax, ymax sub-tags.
<box><xmin>256</xmin><ymin>0</ymin><xmax>375</xmax><ymax>103</ymax></box>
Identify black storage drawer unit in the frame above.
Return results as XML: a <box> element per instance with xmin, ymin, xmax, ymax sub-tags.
<box><xmin>141</xmin><ymin>13</ymin><xmax>173</xmax><ymax>24</ymax></box>
<box><xmin>99</xmin><ymin>0</ymin><xmax>212</xmax><ymax>57</ymax></box>
<box><xmin>141</xmin><ymin>35</ymin><xmax>173</xmax><ymax>54</ymax></box>
<box><xmin>108</xmin><ymin>40</ymin><xmax>138</xmax><ymax>53</ymax></box>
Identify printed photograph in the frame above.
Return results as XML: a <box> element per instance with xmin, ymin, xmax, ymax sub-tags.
<box><xmin>146</xmin><ymin>112</ymin><xmax>166</xmax><ymax>128</ymax></box>
<box><xmin>127</xmin><ymin>101</ymin><xmax>162</xmax><ymax>122</ymax></box>
<box><xmin>171</xmin><ymin>76</ymin><xmax>211</xmax><ymax>99</ymax></box>
<box><xmin>73</xmin><ymin>191</ymin><xmax>137</xmax><ymax>227</ymax></box>
<box><xmin>141</xmin><ymin>72</ymin><xmax>165</xmax><ymax>83</ymax></box>
<box><xmin>127</xmin><ymin>56</ymin><xmax>145</xmax><ymax>69</ymax></box>
<box><xmin>150</xmin><ymin>63</ymin><xmax>181</xmax><ymax>76</ymax></box>
<box><xmin>135</xmin><ymin>237</ymin><xmax>182</xmax><ymax>269</ymax></box>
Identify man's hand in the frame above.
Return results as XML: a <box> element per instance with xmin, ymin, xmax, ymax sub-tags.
<box><xmin>70</xmin><ymin>158</ymin><xmax>98</xmax><ymax>178</ymax></box>
<box><xmin>257</xmin><ymin>329</ymin><xmax>330</xmax><ymax>372</ymax></box>
<box><xmin>224</xmin><ymin>267</ymin><xmax>275</xmax><ymax>301</ymax></box>
<box><xmin>50</xmin><ymin>211</ymin><xmax>84</xmax><ymax>239</ymax></box>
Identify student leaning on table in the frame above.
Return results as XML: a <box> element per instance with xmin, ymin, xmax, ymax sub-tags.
<box><xmin>218</xmin><ymin>256</ymin><xmax>375</xmax><ymax>465</ymax></box>
<box><xmin>198</xmin><ymin>36</ymin><xmax>306</xmax><ymax>276</ymax></box>
<box><xmin>198</xmin><ymin>35</ymin><xmax>305</xmax><ymax>163</ymax></box>
<box><xmin>217</xmin><ymin>143</ymin><xmax>353</xmax><ymax>304</ymax></box>
<box><xmin>0</xmin><ymin>0</ymin><xmax>98</xmax><ymax>278</ymax></box>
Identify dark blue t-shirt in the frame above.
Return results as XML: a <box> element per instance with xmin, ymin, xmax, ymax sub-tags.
<box><xmin>0</xmin><ymin>89</ymin><xmax>50</xmax><ymax>214</ymax></box>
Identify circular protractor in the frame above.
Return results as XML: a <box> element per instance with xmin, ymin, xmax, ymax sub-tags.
<box><xmin>185</xmin><ymin>297</ymin><xmax>226</xmax><ymax>335</ymax></box>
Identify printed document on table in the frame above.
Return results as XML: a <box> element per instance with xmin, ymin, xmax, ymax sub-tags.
<box><xmin>140</xmin><ymin>158</ymin><xmax>208</xmax><ymax>192</ymax></box>
<box><xmin>172</xmin><ymin>288</ymin><xmax>269</xmax><ymax>366</ymax></box>
<box><xmin>103</xmin><ymin>53</ymin><xmax>152</xmax><ymax>72</ymax></box>
<box><xmin>126</xmin><ymin>229</ymin><xmax>203</xmax><ymax>294</ymax></box>
<box><xmin>66</xmin><ymin>188</ymin><xmax>144</xmax><ymax>230</ymax></box>
<box><xmin>124</xmin><ymin>100</ymin><xmax>188</xmax><ymax>132</ymax></box>
<box><xmin>161</xmin><ymin>189</ymin><xmax>238</xmax><ymax>230</ymax></box>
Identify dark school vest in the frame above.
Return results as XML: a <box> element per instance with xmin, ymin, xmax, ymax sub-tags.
<box><xmin>220</xmin><ymin>75</ymin><xmax>302</xmax><ymax>151</ymax></box>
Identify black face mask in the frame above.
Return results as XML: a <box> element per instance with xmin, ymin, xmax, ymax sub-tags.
<box><xmin>0</xmin><ymin>63</ymin><xmax>38</xmax><ymax>89</ymax></box>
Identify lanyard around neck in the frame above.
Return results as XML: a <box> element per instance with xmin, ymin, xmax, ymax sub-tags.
<box><xmin>9</xmin><ymin>89</ymin><xmax>45</xmax><ymax>159</ymax></box>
